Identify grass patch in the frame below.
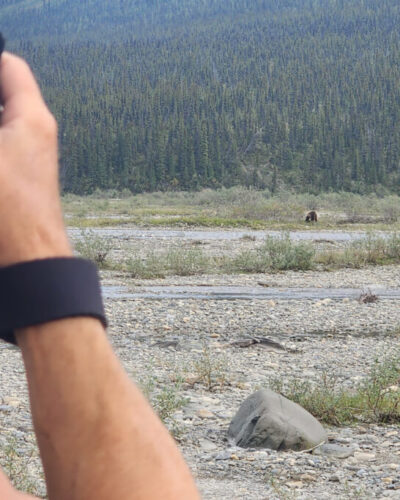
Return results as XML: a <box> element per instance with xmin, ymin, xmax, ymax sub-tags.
<box><xmin>67</xmin><ymin>214</ymin><xmax>269</xmax><ymax>229</ymax></box>
<box><xmin>127</xmin><ymin>248</ymin><xmax>213</xmax><ymax>278</ymax></box>
<box><xmin>68</xmin><ymin>216</ymin><xmax>140</xmax><ymax>228</ymax></box>
<box><xmin>316</xmin><ymin>233</ymin><xmax>400</xmax><ymax>268</ymax></box>
<box><xmin>126</xmin><ymin>235</ymin><xmax>314</xmax><ymax>278</ymax></box>
<box><xmin>121</xmin><ymin>207</ymin><xmax>197</xmax><ymax>217</ymax></box>
<box><xmin>127</xmin><ymin>252</ymin><xmax>167</xmax><ymax>279</ymax></box>
<box><xmin>140</xmin><ymin>376</ymin><xmax>188</xmax><ymax>424</ymax></box>
<box><xmin>175</xmin><ymin>342</ymin><xmax>231</xmax><ymax>392</ymax></box>
<box><xmin>145</xmin><ymin>215</ymin><xmax>267</xmax><ymax>229</ymax></box>
<box><xmin>270</xmin><ymin>351</ymin><xmax>400</xmax><ymax>425</ymax></box>
<box><xmin>191</xmin><ymin>343</ymin><xmax>230</xmax><ymax>391</ymax></box>
<box><xmin>139</xmin><ymin>372</ymin><xmax>188</xmax><ymax>438</ymax></box>
<box><xmin>74</xmin><ymin>229</ymin><xmax>113</xmax><ymax>268</ymax></box>
<box><xmin>74</xmin><ymin>227</ymin><xmax>400</xmax><ymax>276</ymax></box>
<box><xmin>0</xmin><ymin>438</ymin><xmax>44</xmax><ymax>497</ymax></box>
<box><xmin>63</xmin><ymin>188</ymin><xmax>400</xmax><ymax>230</ymax></box>
<box><xmin>228</xmin><ymin>234</ymin><xmax>315</xmax><ymax>272</ymax></box>
<box><xmin>164</xmin><ymin>248</ymin><xmax>212</xmax><ymax>275</ymax></box>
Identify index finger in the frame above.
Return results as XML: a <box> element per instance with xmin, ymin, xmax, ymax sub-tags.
<box><xmin>0</xmin><ymin>52</ymin><xmax>47</xmax><ymax>123</ymax></box>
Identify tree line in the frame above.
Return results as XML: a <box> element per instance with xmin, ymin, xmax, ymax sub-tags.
<box><xmin>2</xmin><ymin>0</ymin><xmax>400</xmax><ymax>194</ymax></box>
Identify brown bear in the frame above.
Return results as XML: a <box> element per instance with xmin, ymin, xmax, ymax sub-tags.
<box><xmin>305</xmin><ymin>210</ymin><xmax>318</xmax><ymax>222</ymax></box>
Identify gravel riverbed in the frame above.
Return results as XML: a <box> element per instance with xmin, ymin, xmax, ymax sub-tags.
<box><xmin>1</xmin><ymin>230</ymin><xmax>400</xmax><ymax>499</ymax></box>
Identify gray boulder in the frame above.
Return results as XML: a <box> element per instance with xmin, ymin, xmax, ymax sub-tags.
<box><xmin>228</xmin><ymin>389</ymin><xmax>327</xmax><ymax>451</ymax></box>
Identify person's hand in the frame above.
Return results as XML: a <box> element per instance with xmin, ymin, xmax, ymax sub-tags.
<box><xmin>0</xmin><ymin>53</ymin><xmax>71</xmax><ymax>266</ymax></box>
<box><xmin>0</xmin><ymin>468</ymin><xmax>36</xmax><ymax>499</ymax></box>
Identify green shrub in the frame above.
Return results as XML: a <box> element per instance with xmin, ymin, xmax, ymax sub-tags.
<box><xmin>270</xmin><ymin>351</ymin><xmax>400</xmax><ymax>425</ymax></box>
<box><xmin>228</xmin><ymin>249</ymin><xmax>271</xmax><ymax>273</ymax></box>
<box><xmin>359</xmin><ymin>354</ymin><xmax>400</xmax><ymax>423</ymax></box>
<box><xmin>270</xmin><ymin>373</ymin><xmax>360</xmax><ymax>426</ymax></box>
<box><xmin>139</xmin><ymin>373</ymin><xmax>188</xmax><ymax>430</ymax></box>
<box><xmin>260</xmin><ymin>235</ymin><xmax>315</xmax><ymax>270</ymax></box>
<box><xmin>191</xmin><ymin>343</ymin><xmax>230</xmax><ymax>391</ymax></box>
<box><xmin>126</xmin><ymin>253</ymin><xmax>166</xmax><ymax>279</ymax></box>
<box><xmin>316</xmin><ymin>233</ymin><xmax>400</xmax><ymax>268</ymax></box>
<box><xmin>74</xmin><ymin>230</ymin><xmax>113</xmax><ymax>268</ymax></box>
<box><xmin>165</xmin><ymin>248</ymin><xmax>211</xmax><ymax>276</ymax></box>
<box><xmin>230</xmin><ymin>234</ymin><xmax>315</xmax><ymax>273</ymax></box>
<box><xmin>127</xmin><ymin>247</ymin><xmax>212</xmax><ymax>278</ymax></box>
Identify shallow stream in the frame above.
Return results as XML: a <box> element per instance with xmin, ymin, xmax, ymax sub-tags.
<box><xmin>103</xmin><ymin>284</ymin><xmax>399</xmax><ymax>301</ymax></box>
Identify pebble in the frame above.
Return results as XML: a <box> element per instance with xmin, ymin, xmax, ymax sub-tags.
<box><xmin>199</xmin><ymin>439</ymin><xmax>218</xmax><ymax>452</ymax></box>
<box><xmin>313</xmin><ymin>443</ymin><xmax>355</xmax><ymax>459</ymax></box>
<box><xmin>353</xmin><ymin>452</ymin><xmax>377</xmax><ymax>462</ymax></box>
<box><xmin>197</xmin><ymin>409</ymin><xmax>214</xmax><ymax>419</ymax></box>
<box><xmin>300</xmin><ymin>473</ymin><xmax>316</xmax><ymax>482</ymax></box>
<box><xmin>215</xmin><ymin>449</ymin><xmax>233</xmax><ymax>461</ymax></box>
<box><xmin>286</xmin><ymin>480</ymin><xmax>303</xmax><ymax>489</ymax></box>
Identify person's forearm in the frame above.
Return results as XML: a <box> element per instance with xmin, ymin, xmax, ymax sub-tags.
<box><xmin>0</xmin><ymin>52</ymin><xmax>199</xmax><ymax>499</ymax></box>
<box><xmin>16</xmin><ymin>320</ymin><xmax>199</xmax><ymax>500</ymax></box>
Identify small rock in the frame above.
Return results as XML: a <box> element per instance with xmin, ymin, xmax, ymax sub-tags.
<box><xmin>184</xmin><ymin>374</ymin><xmax>201</xmax><ymax>385</ymax></box>
<box><xmin>3</xmin><ymin>398</ymin><xmax>21</xmax><ymax>407</ymax></box>
<box><xmin>300</xmin><ymin>473</ymin><xmax>316</xmax><ymax>482</ymax></box>
<box><xmin>215</xmin><ymin>449</ymin><xmax>233</xmax><ymax>461</ymax></box>
<box><xmin>197</xmin><ymin>409</ymin><xmax>214</xmax><ymax>419</ymax></box>
<box><xmin>383</xmin><ymin>492</ymin><xmax>400</xmax><ymax>499</ymax></box>
<box><xmin>353</xmin><ymin>452</ymin><xmax>376</xmax><ymax>462</ymax></box>
<box><xmin>313</xmin><ymin>443</ymin><xmax>355</xmax><ymax>459</ymax></box>
<box><xmin>286</xmin><ymin>481</ymin><xmax>303</xmax><ymax>489</ymax></box>
<box><xmin>198</xmin><ymin>439</ymin><xmax>218</xmax><ymax>452</ymax></box>
<box><xmin>383</xmin><ymin>478</ymin><xmax>394</xmax><ymax>484</ymax></box>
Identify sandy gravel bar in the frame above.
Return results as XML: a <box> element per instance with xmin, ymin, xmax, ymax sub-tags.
<box><xmin>1</xmin><ymin>263</ymin><xmax>400</xmax><ymax>499</ymax></box>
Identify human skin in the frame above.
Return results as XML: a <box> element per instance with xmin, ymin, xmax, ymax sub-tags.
<box><xmin>0</xmin><ymin>53</ymin><xmax>200</xmax><ymax>500</ymax></box>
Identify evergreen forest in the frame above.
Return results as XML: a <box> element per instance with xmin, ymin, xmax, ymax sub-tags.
<box><xmin>1</xmin><ymin>0</ymin><xmax>400</xmax><ymax>194</ymax></box>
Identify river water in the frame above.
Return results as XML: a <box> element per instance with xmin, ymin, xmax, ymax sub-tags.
<box><xmin>103</xmin><ymin>285</ymin><xmax>399</xmax><ymax>301</ymax></box>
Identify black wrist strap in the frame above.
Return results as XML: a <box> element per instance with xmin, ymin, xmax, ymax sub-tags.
<box><xmin>0</xmin><ymin>258</ymin><xmax>107</xmax><ymax>345</ymax></box>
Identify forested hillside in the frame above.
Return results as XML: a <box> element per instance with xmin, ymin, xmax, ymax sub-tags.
<box><xmin>1</xmin><ymin>0</ymin><xmax>400</xmax><ymax>194</ymax></box>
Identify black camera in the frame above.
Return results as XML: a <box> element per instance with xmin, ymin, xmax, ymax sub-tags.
<box><xmin>0</xmin><ymin>33</ymin><xmax>4</xmax><ymax>55</ymax></box>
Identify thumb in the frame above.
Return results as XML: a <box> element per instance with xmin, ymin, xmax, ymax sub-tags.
<box><xmin>0</xmin><ymin>52</ymin><xmax>47</xmax><ymax>125</ymax></box>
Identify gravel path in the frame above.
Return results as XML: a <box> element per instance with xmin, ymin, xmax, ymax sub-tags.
<box><xmin>1</xmin><ymin>240</ymin><xmax>400</xmax><ymax>498</ymax></box>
